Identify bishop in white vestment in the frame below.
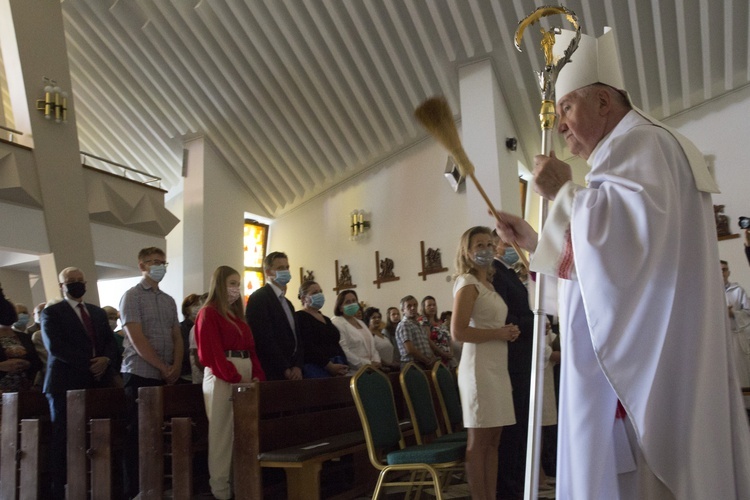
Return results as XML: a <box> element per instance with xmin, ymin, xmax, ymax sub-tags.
<box><xmin>496</xmin><ymin>29</ymin><xmax>750</xmax><ymax>500</ymax></box>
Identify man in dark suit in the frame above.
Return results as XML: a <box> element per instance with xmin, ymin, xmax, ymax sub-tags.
<box><xmin>245</xmin><ymin>251</ymin><xmax>303</xmax><ymax>380</ymax></box>
<box><xmin>41</xmin><ymin>267</ymin><xmax>120</xmax><ymax>500</ymax></box>
<box><xmin>491</xmin><ymin>236</ymin><xmax>535</xmax><ymax>500</ymax></box>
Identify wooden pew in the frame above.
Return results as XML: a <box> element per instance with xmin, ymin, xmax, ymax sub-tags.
<box><xmin>66</xmin><ymin>387</ymin><xmax>127</xmax><ymax>500</ymax></box>
<box><xmin>137</xmin><ymin>383</ymin><xmax>208</xmax><ymax>500</ymax></box>
<box><xmin>232</xmin><ymin>371</ymin><xmax>408</xmax><ymax>500</ymax></box>
<box><xmin>0</xmin><ymin>390</ymin><xmax>50</xmax><ymax>500</ymax></box>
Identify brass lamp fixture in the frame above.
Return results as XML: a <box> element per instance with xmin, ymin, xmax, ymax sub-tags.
<box><xmin>349</xmin><ymin>209</ymin><xmax>371</xmax><ymax>241</ymax></box>
<box><xmin>36</xmin><ymin>77</ymin><xmax>67</xmax><ymax>123</ymax></box>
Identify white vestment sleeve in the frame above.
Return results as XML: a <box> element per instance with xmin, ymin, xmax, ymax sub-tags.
<box><xmin>530</xmin><ymin>180</ymin><xmax>581</xmax><ymax>280</ymax></box>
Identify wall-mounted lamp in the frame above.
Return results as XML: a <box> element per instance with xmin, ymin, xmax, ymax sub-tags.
<box><xmin>444</xmin><ymin>156</ymin><xmax>465</xmax><ymax>192</ymax></box>
<box><xmin>36</xmin><ymin>77</ymin><xmax>67</xmax><ymax>123</ymax></box>
<box><xmin>350</xmin><ymin>209</ymin><xmax>371</xmax><ymax>241</ymax></box>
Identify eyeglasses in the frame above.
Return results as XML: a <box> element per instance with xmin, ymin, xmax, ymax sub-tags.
<box><xmin>143</xmin><ymin>260</ymin><xmax>168</xmax><ymax>267</ymax></box>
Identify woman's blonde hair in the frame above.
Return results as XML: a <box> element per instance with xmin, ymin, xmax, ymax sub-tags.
<box><xmin>453</xmin><ymin>226</ymin><xmax>495</xmax><ymax>280</ymax></box>
<box><xmin>204</xmin><ymin>265</ymin><xmax>245</xmax><ymax>324</ymax></box>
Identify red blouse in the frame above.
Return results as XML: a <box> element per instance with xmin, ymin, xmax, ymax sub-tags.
<box><xmin>195</xmin><ymin>305</ymin><xmax>266</xmax><ymax>383</ymax></box>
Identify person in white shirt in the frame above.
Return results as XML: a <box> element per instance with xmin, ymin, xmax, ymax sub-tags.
<box><xmin>722</xmin><ymin>260</ymin><xmax>750</xmax><ymax>387</ymax></box>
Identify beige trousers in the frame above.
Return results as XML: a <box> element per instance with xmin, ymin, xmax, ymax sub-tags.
<box><xmin>202</xmin><ymin>357</ymin><xmax>252</xmax><ymax>500</ymax></box>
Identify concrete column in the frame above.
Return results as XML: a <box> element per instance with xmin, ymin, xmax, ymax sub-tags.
<box><xmin>458</xmin><ymin>60</ymin><xmax>522</xmax><ymax>222</ymax></box>
<box><xmin>0</xmin><ymin>0</ymin><xmax>100</xmax><ymax>303</ymax></box>
<box><xmin>38</xmin><ymin>253</ymin><xmax>61</xmax><ymax>301</ymax></box>
<box><xmin>181</xmin><ymin>137</ymin><xmax>206</xmax><ymax>296</ymax></box>
<box><xmin>180</xmin><ymin>135</ymin><xmax>252</xmax><ymax>299</ymax></box>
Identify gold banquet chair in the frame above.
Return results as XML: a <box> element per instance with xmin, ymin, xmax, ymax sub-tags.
<box><xmin>400</xmin><ymin>362</ymin><xmax>467</xmax><ymax>445</ymax></box>
<box><xmin>431</xmin><ymin>362</ymin><xmax>465</xmax><ymax>436</ymax></box>
<box><xmin>350</xmin><ymin>365</ymin><xmax>466</xmax><ymax>499</ymax></box>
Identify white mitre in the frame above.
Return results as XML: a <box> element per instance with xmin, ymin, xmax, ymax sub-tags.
<box><xmin>552</xmin><ymin>28</ymin><xmax>719</xmax><ymax>193</ymax></box>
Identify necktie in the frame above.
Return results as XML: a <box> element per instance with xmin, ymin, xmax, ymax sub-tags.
<box><xmin>279</xmin><ymin>293</ymin><xmax>298</xmax><ymax>353</ymax></box>
<box><xmin>78</xmin><ymin>303</ymin><xmax>97</xmax><ymax>356</ymax></box>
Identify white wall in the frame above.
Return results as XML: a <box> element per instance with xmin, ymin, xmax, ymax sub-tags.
<box><xmin>267</xmin><ymin>138</ymin><xmax>485</xmax><ymax>318</ymax></box>
<box><xmin>0</xmin><ymin>268</ymin><xmax>32</xmax><ymax>310</ymax></box>
<box><xmin>667</xmin><ymin>85</ymin><xmax>750</xmax><ymax>290</ymax></box>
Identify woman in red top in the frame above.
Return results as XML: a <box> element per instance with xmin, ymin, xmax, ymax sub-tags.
<box><xmin>195</xmin><ymin>266</ymin><xmax>265</xmax><ymax>500</ymax></box>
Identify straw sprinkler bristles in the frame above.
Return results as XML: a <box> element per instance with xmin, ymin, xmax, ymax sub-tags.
<box><xmin>414</xmin><ymin>96</ymin><xmax>475</xmax><ymax>177</ymax></box>
<box><xmin>414</xmin><ymin>95</ymin><xmax>530</xmax><ymax>269</ymax></box>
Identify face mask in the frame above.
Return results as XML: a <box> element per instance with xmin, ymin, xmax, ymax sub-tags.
<box><xmin>108</xmin><ymin>319</ymin><xmax>118</xmax><ymax>330</ymax></box>
<box><xmin>308</xmin><ymin>292</ymin><xmax>325</xmax><ymax>310</ymax></box>
<box><xmin>501</xmin><ymin>247</ymin><xmax>520</xmax><ymax>265</ymax></box>
<box><xmin>227</xmin><ymin>286</ymin><xmax>241</xmax><ymax>304</ymax></box>
<box><xmin>343</xmin><ymin>302</ymin><xmax>360</xmax><ymax>317</ymax></box>
<box><xmin>472</xmin><ymin>248</ymin><xmax>495</xmax><ymax>267</ymax></box>
<box><xmin>65</xmin><ymin>282</ymin><xmax>87</xmax><ymax>299</ymax></box>
<box><xmin>189</xmin><ymin>305</ymin><xmax>201</xmax><ymax>318</ymax></box>
<box><xmin>13</xmin><ymin>313</ymin><xmax>29</xmax><ymax>331</ymax></box>
<box><xmin>148</xmin><ymin>264</ymin><xmax>167</xmax><ymax>282</ymax></box>
<box><xmin>273</xmin><ymin>269</ymin><xmax>292</xmax><ymax>286</ymax></box>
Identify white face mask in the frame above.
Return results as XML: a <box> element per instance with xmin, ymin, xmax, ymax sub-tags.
<box><xmin>472</xmin><ymin>248</ymin><xmax>495</xmax><ymax>267</ymax></box>
<box><xmin>108</xmin><ymin>319</ymin><xmax>118</xmax><ymax>330</ymax></box>
<box><xmin>227</xmin><ymin>286</ymin><xmax>241</xmax><ymax>304</ymax></box>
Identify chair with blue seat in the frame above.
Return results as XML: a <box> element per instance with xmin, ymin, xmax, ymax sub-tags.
<box><xmin>431</xmin><ymin>362</ymin><xmax>465</xmax><ymax>436</ymax></box>
<box><xmin>350</xmin><ymin>365</ymin><xmax>466</xmax><ymax>499</ymax></box>
<box><xmin>400</xmin><ymin>362</ymin><xmax>467</xmax><ymax>445</ymax></box>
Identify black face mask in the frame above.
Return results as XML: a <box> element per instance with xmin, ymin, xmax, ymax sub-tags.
<box><xmin>65</xmin><ymin>282</ymin><xmax>86</xmax><ymax>299</ymax></box>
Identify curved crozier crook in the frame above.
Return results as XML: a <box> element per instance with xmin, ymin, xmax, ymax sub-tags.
<box><xmin>514</xmin><ymin>5</ymin><xmax>581</xmax><ymax>102</ymax></box>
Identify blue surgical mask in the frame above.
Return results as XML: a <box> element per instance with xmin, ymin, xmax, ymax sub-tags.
<box><xmin>273</xmin><ymin>269</ymin><xmax>292</xmax><ymax>286</ymax></box>
<box><xmin>343</xmin><ymin>302</ymin><xmax>360</xmax><ymax>317</ymax></box>
<box><xmin>148</xmin><ymin>264</ymin><xmax>167</xmax><ymax>282</ymax></box>
<box><xmin>472</xmin><ymin>248</ymin><xmax>495</xmax><ymax>267</ymax></box>
<box><xmin>13</xmin><ymin>313</ymin><xmax>29</xmax><ymax>331</ymax></box>
<box><xmin>501</xmin><ymin>247</ymin><xmax>520</xmax><ymax>265</ymax></box>
<box><xmin>309</xmin><ymin>292</ymin><xmax>325</xmax><ymax>310</ymax></box>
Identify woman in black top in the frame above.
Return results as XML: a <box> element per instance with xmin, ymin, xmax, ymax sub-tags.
<box><xmin>295</xmin><ymin>280</ymin><xmax>348</xmax><ymax>378</ymax></box>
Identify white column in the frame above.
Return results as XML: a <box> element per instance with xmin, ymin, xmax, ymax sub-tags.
<box><xmin>458</xmin><ymin>60</ymin><xmax>522</xmax><ymax>222</ymax></box>
<box><xmin>0</xmin><ymin>0</ymin><xmax>100</xmax><ymax>303</ymax></box>
<box><xmin>180</xmin><ymin>135</ymin><xmax>246</xmax><ymax>298</ymax></box>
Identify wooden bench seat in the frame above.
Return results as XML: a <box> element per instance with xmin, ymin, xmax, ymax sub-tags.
<box><xmin>0</xmin><ymin>390</ymin><xmax>50</xmax><ymax>499</ymax></box>
<box><xmin>137</xmin><ymin>383</ymin><xmax>209</xmax><ymax>500</ymax></box>
<box><xmin>66</xmin><ymin>387</ymin><xmax>127</xmax><ymax>500</ymax></box>
<box><xmin>258</xmin><ymin>429</ymin><xmax>365</xmax><ymax>463</ymax></box>
<box><xmin>233</xmin><ymin>372</ymin><xmax>408</xmax><ymax>500</ymax></box>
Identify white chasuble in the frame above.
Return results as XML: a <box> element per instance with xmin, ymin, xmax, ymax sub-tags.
<box><xmin>531</xmin><ymin>111</ymin><xmax>750</xmax><ymax>499</ymax></box>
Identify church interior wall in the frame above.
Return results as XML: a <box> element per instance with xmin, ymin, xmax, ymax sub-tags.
<box><xmin>267</xmin><ymin>137</ymin><xmax>476</xmax><ymax>319</ymax></box>
<box><xmin>664</xmin><ymin>84</ymin><xmax>750</xmax><ymax>290</ymax></box>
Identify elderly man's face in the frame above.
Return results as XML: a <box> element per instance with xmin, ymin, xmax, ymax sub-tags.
<box><xmin>556</xmin><ymin>89</ymin><xmax>606</xmax><ymax>160</ymax></box>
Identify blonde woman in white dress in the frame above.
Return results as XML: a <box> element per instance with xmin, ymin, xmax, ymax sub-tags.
<box><xmin>451</xmin><ymin>226</ymin><xmax>520</xmax><ymax>500</ymax></box>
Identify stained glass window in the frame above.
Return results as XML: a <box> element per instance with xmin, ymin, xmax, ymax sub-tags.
<box><xmin>243</xmin><ymin>219</ymin><xmax>268</xmax><ymax>296</ymax></box>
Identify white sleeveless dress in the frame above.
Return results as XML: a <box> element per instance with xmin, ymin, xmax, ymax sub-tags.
<box><xmin>454</xmin><ymin>273</ymin><xmax>515</xmax><ymax>428</ymax></box>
